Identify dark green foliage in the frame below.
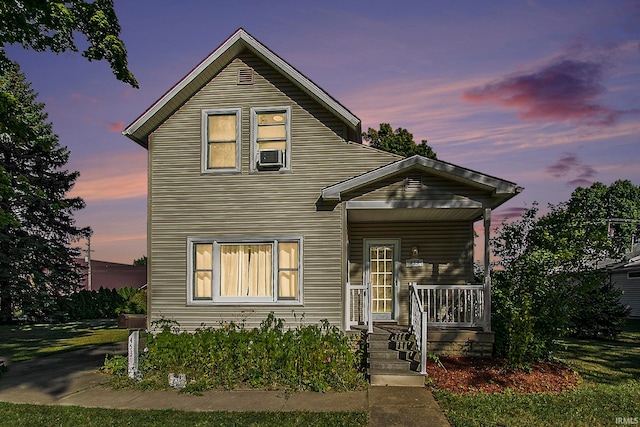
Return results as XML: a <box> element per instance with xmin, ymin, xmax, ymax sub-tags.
<box><xmin>568</xmin><ymin>272</ymin><xmax>629</xmax><ymax>338</ymax></box>
<box><xmin>0</xmin><ymin>0</ymin><xmax>137</xmax><ymax>87</ymax></box>
<box><xmin>104</xmin><ymin>313</ymin><xmax>366</xmax><ymax>393</ymax></box>
<box><xmin>362</xmin><ymin>123</ymin><xmax>437</xmax><ymax>158</ymax></box>
<box><xmin>115</xmin><ymin>286</ymin><xmax>147</xmax><ymax>315</ymax></box>
<box><xmin>491</xmin><ymin>188</ymin><xmax>634</xmax><ymax>364</ymax></box>
<box><xmin>55</xmin><ymin>287</ymin><xmax>124</xmax><ymax>321</ymax></box>
<box><xmin>52</xmin><ymin>287</ymin><xmax>146</xmax><ymax>321</ymax></box>
<box><xmin>132</xmin><ymin>255</ymin><xmax>147</xmax><ymax>266</ymax></box>
<box><xmin>0</xmin><ymin>58</ymin><xmax>86</xmax><ymax>324</ymax></box>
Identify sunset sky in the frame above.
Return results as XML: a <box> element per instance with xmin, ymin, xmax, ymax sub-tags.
<box><xmin>5</xmin><ymin>0</ymin><xmax>640</xmax><ymax>264</ymax></box>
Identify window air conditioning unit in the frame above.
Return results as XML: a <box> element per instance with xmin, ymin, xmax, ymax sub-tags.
<box><xmin>258</xmin><ymin>149</ymin><xmax>284</xmax><ymax>168</ymax></box>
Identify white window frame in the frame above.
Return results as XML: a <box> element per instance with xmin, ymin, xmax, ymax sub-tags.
<box><xmin>250</xmin><ymin>106</ymin><xmax>291</xmax><ymax>172</ymax></box>
<box><xmin>201</xmin><ymin>108</ymin><xmax>242</xmax><ymax>173</ymax></box>
<box><xmin>187</xmin><ymin>236</ymin><xmax>303</xmax><ymax>305</ymax></box>
<box><xmin>628</xmin><ymin>271</ymin><xmax>640</xmax><ymax>279</ymax></box>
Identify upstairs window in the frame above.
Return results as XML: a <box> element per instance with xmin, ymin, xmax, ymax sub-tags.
<box><xmin>202</xmin><ymin>108</ymin><xmax>241</xmax><ymax>172</ymax></box>
<box><xmin>251</xmin><ymin>106</ymin><xmax>291</xmax><ymax>171</ymax></box>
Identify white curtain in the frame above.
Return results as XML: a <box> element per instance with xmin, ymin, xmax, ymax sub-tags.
<box><xmin>221</xmin><ymin>244</ymin><xmax>272</xmax><ymax>297</ymax></box>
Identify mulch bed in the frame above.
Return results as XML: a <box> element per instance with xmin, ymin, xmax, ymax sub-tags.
<box><xmin>425</xmin><ymin>356</ymin><xmax>580</xmax><ymax>394</ymax></box>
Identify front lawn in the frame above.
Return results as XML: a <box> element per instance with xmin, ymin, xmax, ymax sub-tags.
<box><xmin>0</xmin><ymin>403</ymin><xmax>367</xmax><ymax>427</ymax></box>
<box><xmin>433</xmin><ymin>319</ymin><xmax>640</xmax><ymax>426</ymax></box>
<box><xmin>0</xmin><ymin>319</ymin><xmax>128</xmax><ymax>363</ymax></box>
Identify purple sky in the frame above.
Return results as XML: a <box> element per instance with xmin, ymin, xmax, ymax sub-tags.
<box><xmin>5</xmin><ymin>0</ymin><xmax>640</xmax><ymax>264</ymax></box>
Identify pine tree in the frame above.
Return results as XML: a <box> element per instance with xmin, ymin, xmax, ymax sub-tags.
<box><xmin>0</xmin><ymin>54</ymin><xmax>86</xmax><ymax>323</ymax></box>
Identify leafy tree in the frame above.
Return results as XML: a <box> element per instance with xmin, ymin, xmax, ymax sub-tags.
<box><xmin>0</xmin><ymin>0</ymin><xmax>138</xmax><ymax>87</ymax></box>
<box><xmin>491</xmin><ymin>181</ymin><xmax>638</xmax><ymax>364</ymax></box>
<box><xmin>0</xmin><ymin>58</ymin><xmax>86</xmax><ymax>323</ymax></box>
<box><xmin>133</xmin><ymin>255</ymin><xmax>147</xmax><ymax>266</ymax></box>
<box><xmin>362</xmin><ymin>123</ymin><xmax>437</xmax><ymax>159</ymax></box>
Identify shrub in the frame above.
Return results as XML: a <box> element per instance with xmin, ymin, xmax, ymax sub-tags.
<box><xmin>55</xmin><ymin>288</ymin><xmax>124</xmax><ymax>321</ymax></box>
<box><xmin>568</xmin><ymin>272</ymin><xmax>630</xmax><ymax>339</ymax></box>
<box><xmin>116</xmin><ymin>287</ymin><xmax>147</xmax><ymax>315</ymax></box>
<box><xmin>104</xmin><ymin>313</ymin><xmax>366</xmax><ymax>392</ymax></box>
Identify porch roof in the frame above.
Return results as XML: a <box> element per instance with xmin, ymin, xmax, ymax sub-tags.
<box><xmin>322</xmin><ymin>155</ymin><xmax>522</xmax><ymax>222</ymax></box>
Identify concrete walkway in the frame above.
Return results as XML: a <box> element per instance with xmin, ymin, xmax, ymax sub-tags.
<box><xmin>0</xmin><ymin>345</ymin><xmax>449</xmax><ymax>426</ymax></box>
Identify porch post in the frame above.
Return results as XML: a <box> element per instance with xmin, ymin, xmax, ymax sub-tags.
<box><xmin>483</xmin><ymin>208</ymin><xmax>492</xmax><ymax>332</ymax></box>
<box><xmin>342</xmin><ymin>202</ymin><xmax>350</xmax><ymax>331</ymax></box>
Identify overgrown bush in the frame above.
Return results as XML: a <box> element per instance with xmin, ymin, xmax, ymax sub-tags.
<box><xmin>104</xmin><ymin>313</ymin><xmax>366</xmax><ymax>392</ymax></box>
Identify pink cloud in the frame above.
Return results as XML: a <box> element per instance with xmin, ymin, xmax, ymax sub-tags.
<box><xmin>83</xmin><ymin>116</ymin><xmax>126</xmax><ymax>133</ymax></box>
<box><xmin>69</xmin><ymin>151</ymin><xmax>147</xmax><ymax>202</ymax></box>
<box><xmin>108</xmin><ymin>121</ymin><xmax>125</xmax><ymax>133</ymax></box>
<box><xmin>463</xmin><ymin>59</ymin><xmax>624</xmax><ymax>126</ymax></box>
<box><xmin>71</xmin><ymin>93</ymin><xmax>100</xmax><ymax>104</ymax></box>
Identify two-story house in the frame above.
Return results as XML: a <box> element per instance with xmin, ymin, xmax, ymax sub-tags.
<box><xmin>123</xmin><ymin>29</ymin><xmax>521</xmax><ymax>374</ymax></box>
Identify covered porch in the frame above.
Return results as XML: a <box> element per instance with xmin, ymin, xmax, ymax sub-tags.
<box><xmin>321</xmin><ymin>155</ymin><xmax>521</xmax><ymax>375</ymax></box>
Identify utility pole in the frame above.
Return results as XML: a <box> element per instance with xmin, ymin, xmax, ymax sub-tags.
<box><xmin>82</xmin><ymin>228</ymin><xmax>94</xmax><ymax>291</ymax></box>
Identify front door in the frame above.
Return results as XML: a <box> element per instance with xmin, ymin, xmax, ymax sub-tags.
<box><xmin>365</xmin><ymin>240</ymin><xmax>399</xmax><ymax>321</ymax></box>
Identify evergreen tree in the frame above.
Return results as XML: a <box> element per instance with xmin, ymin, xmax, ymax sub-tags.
<box><xmin>362</xmin><ymin>123</ymin><xmax>437</xmax><ymax>159</ymax></box>
<box><xmin>0</xmin><ymin>56</ymin><xmax>86</xmax><ymax>323</ymax></box>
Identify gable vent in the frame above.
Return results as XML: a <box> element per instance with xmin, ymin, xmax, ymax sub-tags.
<box><xmin>405</xmin><ymin>175</ymin><xmax>423</xmax><ymax>192</ymax></box>
<box><xmin>237</xmin><ymin>68</ymin><xmax>254</xmax><ymax>85</ymax></box>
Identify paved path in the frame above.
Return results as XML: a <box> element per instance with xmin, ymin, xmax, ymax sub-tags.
<box><xmin>0</xmin><ymin>345</ymin><xmax>449</xmax><ymax>426</ymax></box>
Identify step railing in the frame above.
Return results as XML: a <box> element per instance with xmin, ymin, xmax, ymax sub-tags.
<box><xmin>409</xmin><ymin>283</ymin><xmax>427</xmax><ymax>375</ymax></box>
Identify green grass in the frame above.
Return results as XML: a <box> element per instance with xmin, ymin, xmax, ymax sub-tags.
<box><xmin>0</xmin><ymin>319</ymin><xmax>128</xmax><ymax>362</ymax></box>
<box><xmin>0</xmin><ymin>403</ymin><xmax>367</xmax><ymax>427</ymax></box>
<box><xmin>434</xmin><ymin>319</ymin><xmax>640</xmax><ymax>426</ymax></box>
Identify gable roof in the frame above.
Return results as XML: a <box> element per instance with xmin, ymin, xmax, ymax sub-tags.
<box><xmin>123</xmin><ymin>28</ymin><xmax>361</xmax><ymax>147</ymax></box>
<box><xmin>321</xmin><ymin>154</ymin><xmax>523</xmax><ymax>209</ymax></box>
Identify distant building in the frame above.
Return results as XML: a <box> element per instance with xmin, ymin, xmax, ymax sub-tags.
<box><xmin>604</xmin><ymin>245</ymin><xmax>640</xmax><ymax>318</ymax></box>
<box><xmin>75</xmin><ymin>259</ymin><xmax>147</xmax><ymax>291</ymax></box>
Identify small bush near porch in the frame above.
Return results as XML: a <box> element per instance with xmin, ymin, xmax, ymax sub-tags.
<box><xmin>103</xmin><ymin>313</ymin><xmax>367</xmax><ymax>393</ymax></box>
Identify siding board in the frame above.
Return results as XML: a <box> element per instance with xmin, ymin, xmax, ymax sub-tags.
<box><xmin>149</xmin><ymin>52</ymin><xmax>396</xmax><ymax>331</ymax></box>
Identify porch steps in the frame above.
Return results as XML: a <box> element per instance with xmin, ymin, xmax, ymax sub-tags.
<box><xmin>367</xmin><ymin>327</ymin><xmax>425</xmax><ymax>387</ymax></box>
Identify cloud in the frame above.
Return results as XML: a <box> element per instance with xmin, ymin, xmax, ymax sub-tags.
<box><xmin>495</xmin><ymin>207</ymin><xmax>529</xmax><ymax>221</ymax></box>
<box><xmin>108</xmin><ymin>121</ymin><xmax>125</xmax><ymax>133</ymax></box>
<box><xmin>69</xmin><ymin>151</ymin><xmax>147</xmax><ymax>202</ymax></box>
<box><xmin>84</xmin><ymin>116</ymin><xmax>126</xmax><ymax>133</ymax></box>
<box><xmin>546</xmin><ymin>152</ymin><xmax>597</xmax><ymax>187</ymax></box>
<box><xmin>462</xmin><ymin>59</ymin><xmax>625</xmax><ymax>126</ymax></box>
<box><xmin>71</xmin><ymin>93</ymin><xmax>100</xmax><ymax>104</ymax></box>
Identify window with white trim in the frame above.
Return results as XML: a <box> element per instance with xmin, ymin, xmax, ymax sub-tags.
<box><xmin>189</xmin><ymin>238</ymin><xmax>301</xmax><ymax>303</ymax></box>
<box><xmin>251</xmin><ymin>106</ymin><xmax>291</xmax><ymax>171</ymax></box>
<box><xmin>202</xmin><ymin>108</ymin><xmax>241</xmax><ymax>172</ymax></box>
<box><xmin>629</xmin><ymin>271</ymin><xmax>640</xmax><ymax>279</ymax></box>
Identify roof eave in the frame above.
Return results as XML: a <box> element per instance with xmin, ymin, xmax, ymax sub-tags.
<box><xmin>321</xmin><ymin>155</ymin><xmax>522</xmax><ymax>207</ymax></box>
<box><xmin>122</xmin><ymin>28</ymin><xmax>360</xmax><ymax>147</ymax></box>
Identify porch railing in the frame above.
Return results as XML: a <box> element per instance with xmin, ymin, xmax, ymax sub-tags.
<box><xmin>409</xmin><ymin>283</ymin><xmax>427</xmax><ymax>375</ymax></box>
<box><xmin>346</xmin><ymin>284</ymin><xmax>369</xmax><ymax>329</ymax></box>
<box><xmin>414</xmin><ymin>283</ymin><xmax>485</xmax><ymax>328</ymax></box>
